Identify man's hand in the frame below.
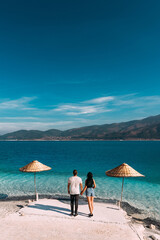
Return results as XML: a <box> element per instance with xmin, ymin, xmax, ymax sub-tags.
<box><xmin>68</xmin><ymin>190</ymin><xmax>70</xmax><ymax>194</ymax></box>
<box><xmin>80</xmin><ymin>191</ymin><xmax>83</xmax><ymax>195</ymax></box>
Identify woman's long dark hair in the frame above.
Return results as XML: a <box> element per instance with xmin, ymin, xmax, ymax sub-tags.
<box><xmin>86</xmin><ymin>172</ymin><xmax>93</xmax><ymax>186</ymax></box>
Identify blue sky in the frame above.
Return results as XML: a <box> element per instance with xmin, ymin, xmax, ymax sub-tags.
<box><xmin>0</xmin><ymin>0</ymin><xmax>160</xmax><ymax>134</ymax></box>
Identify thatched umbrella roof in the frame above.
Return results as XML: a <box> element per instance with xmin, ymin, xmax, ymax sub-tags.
<box><xmin>19</xmin><ymin>160</ymin><xmax>51</xmax><ymax>172</ymax></box>
<box><xmin>105</xmin><ymin>163</ymin><xmax>144</xmax><ymax>178</ymax></box>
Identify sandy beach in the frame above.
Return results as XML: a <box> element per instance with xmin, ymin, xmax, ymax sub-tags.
<box><xmin>0</xmin><ymin>198</ymin><xmax>159</xmax><ymax>240</ymax></box>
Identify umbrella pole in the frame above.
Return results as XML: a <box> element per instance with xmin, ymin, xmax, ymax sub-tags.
<box><xmin>120</xmin><ymin>177</ymin><xmax>124</xmax><ymax>205</ymax></box>
<box><xmin>34</xmin><ymin>172</ymin><xmax>36</xmax><ymax>200</ymax></box>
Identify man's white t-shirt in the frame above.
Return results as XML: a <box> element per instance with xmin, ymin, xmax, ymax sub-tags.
<box><xmin>68</xmin><ymin>176</ymin><xmax>82</xmax><ymax>195</ymax></box>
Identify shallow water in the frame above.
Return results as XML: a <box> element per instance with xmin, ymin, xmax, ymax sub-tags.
<box><xmin>0</xmin><ymin>141</ymin><xmax>159</xmax><ymax>220</ymax></box>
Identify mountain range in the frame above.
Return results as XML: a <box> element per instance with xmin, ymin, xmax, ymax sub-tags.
<box><xmin>0</xmin><ymin>114</ymin><xmax>160</xmax><ymax>140</ymax></box>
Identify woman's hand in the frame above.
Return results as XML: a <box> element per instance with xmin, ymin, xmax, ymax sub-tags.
<box><xmin>80</xmin><ymin>190</ymin><xmax>84</xmax><ymax>195</ymax></box>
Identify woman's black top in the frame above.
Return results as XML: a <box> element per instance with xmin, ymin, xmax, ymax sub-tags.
<box><xmin>86</xmin><ymin>179</ymin><xmax>94</xmax><ymax>188</ymax></box>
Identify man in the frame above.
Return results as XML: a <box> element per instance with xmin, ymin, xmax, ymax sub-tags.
<box><xmin>68</xmin><ymin>169</ymin><xmax>83</xmax><ymax>216</ymax></box>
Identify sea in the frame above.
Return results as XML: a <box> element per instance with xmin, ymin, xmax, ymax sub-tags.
<box><xmin>0</xmin><ymin>141</ymin><xmax>159</xmax><ymax>221</ymax></box>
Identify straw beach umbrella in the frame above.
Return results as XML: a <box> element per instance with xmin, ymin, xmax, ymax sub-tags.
<box><xmin>19</xmin><ymin>160</ymin><xmax>51</xmax><ymax>201</ymax></box>
<box><xmin>105</xmin><ymin>163</ymin><xmax>144</xmax><ymax>205</ymax></box>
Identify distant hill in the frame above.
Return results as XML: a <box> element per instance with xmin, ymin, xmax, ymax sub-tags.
<box><xmin>0</xmin><ymin>129</ymin><xmax>62</xmax><ymax>140</ymax></box>
<box><xmin>0</xmin><ymin>114</ymin><xmax>160</xmax><ymax>140</ymax></box>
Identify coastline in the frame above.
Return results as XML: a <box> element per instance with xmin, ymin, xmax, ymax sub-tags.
<box><xmin>0</xmin><ymin>139</ymin><xmax>160</xmax><ymax>141</ymax></box>
<box><xmin>0</xmin><ymin>194</ymin><xmax>160</xmax><ymax>230</ymax></box>
<box><xmin>0</xmin><ymin>197</ymin><xmax>160</xmax><ymax>240</ymax></box>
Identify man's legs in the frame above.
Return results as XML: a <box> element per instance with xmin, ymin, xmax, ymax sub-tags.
<box><xmin>70</xmin><ymin>194</ymin><xmax>74</xmax><ymax>215</ymax></box>
<box><xmin>75</xmin><ymin>194</ymin><xmax>79</xmax><ymax>215</ymax></box>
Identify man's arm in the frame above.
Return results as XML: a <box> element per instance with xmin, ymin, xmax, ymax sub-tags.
<box><xmin>68</xmin><ymin>183</ymin><xmax>71</xmax><ymax>194</ymax></box>
<box><xmin>80</xmin><ymin>183</ymin><xmax>83</xmax><ymax>192</ymax></box>
<box><xmin>80</xmin><ymin>180</ymin><xmax>86</xmax><ymax>195</ymax></box>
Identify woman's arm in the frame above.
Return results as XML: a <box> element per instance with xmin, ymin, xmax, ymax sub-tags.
<box><xmin>93</xmin><ymin>179</ymin><xmax>96</xmax><ymax>189</ymax></box>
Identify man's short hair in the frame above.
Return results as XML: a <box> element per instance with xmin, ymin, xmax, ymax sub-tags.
<box><xmin>73</xmin><ymin>170</ymin><xmax>77</xmax><ymax>176</ymax></box>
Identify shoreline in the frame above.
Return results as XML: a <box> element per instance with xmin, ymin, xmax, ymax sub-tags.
<box><xmin>0</xmin><ymin>194</ymin><xmax>160</xmax><ymax>230</ymax></box>
<box><xmin>0</xmin><ymin>198</ymin><xmax>143</xmax><ymax>240</ymax></box>
<box><xmin>0</xmin><ymin>198</ymin><xmax>160</xmax><ymax>240</ymax></box>
<box><xmin>0</xmin><ymin>139</ymin><xmax>160</xmax><ymax>141</ymax></box>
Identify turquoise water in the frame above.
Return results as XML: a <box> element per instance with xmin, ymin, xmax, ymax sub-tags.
<box><xmin>0</xmin><ymin>141</ymin><xmax>160</xmax><ymax>220</ymax></box>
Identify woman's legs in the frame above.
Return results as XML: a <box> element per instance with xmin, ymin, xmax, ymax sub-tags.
<box><xmin>90</xmin><ymin>196</ymin><xmax>94</xmax><ymax>213</ymax></box>
<box><xmin>87</xmin><ymin>197</ymin><xmax>92</xmax><ymax>214</ymax></box>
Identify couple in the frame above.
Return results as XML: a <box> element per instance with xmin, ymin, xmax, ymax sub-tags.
<box><xmin>68</xmin><ymin>169</ymin><xmax>96</xmax><ymax>217</ymax></box>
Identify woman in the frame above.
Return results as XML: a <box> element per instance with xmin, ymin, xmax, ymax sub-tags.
<box><xmin>81</xmin><ymin>172</ymin><xmax>96</xmax><ymax>217</ymax></box>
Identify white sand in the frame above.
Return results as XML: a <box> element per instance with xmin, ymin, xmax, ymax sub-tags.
<box><xmin>0</xmin><ymin>199</ymin><xmax>159</xmax><ymax>240</ymax></box>
<box><xmin>0</xmin><ymin>201</ymin><xmax>26</xmax><ymax>217</ymax></box>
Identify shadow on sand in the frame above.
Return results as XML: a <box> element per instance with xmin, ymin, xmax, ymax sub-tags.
<box><xmin>28</xmin><ymin>203</ymin><xmax>88</xmax><ymax>217</ymax></box>
<box><xmin>106</xmin><ymin>206</ymin><xmax>119</xmax><ymax>211</ymax></box>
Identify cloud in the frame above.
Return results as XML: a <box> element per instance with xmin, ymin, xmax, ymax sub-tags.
<box><xmin>113</xmin><ymin>94</ymin><xmax>160</xmax><ymax>108</ymax></box>
<box><xmin>55</xmin><ymin>104</ymin><xmax>102</xmax><ymax>115</ymax></box>
<box><xmin>0</xmin><ymin>117</ymin><xmax>39</xmax><ymax>120</ymax></box>
<box><xmin>84</xmin><ymin>96</ymin><xmax>114</xmax><ymax>104</ymax></box>
<box><xmin>66</xmin><ymin>106</ymin><xmax>111</xmax><ymax>116</ymax></box>
<box><xmin>0</xmin><ymin>97</ymin><xmax>36</xmax><ymax>110</ymax></box>
<box><xmin>55</xmin><ymin>104</ymin><xmax>112</xmax><ymax>116</ymax></box>
<box><xmin>54</xmin><ymin>94</ymin><xmax>160</xmax><ymax>119</ymax></box>
<box><xmin>0</xmin><ymin>94</ymin><xmax>160</xmax><ymax>134</ymax></box>
<box><xmin>54</xmin><ymin>96</ymin><xmax>114</xmax><ymax>116</ymax></box>
<box><xmin>136</xmin><ymin>96</ymin><xmax>160</xmax><ymax>106</ymax></box>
